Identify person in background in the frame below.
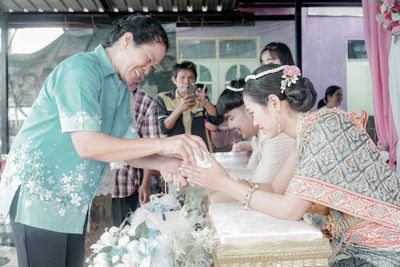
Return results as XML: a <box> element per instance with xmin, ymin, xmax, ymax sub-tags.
<box><xmin>204</xmin><ymin>119</ymin><xmax>217</xmax><ymax>148</ymax></box>
<box><xmin>260</xmin><ymin>42</ymin><xmax>295</xmax><ymax>66</ymax></box>
<box><xmin>182</xmin><ymin>64</ymin><xmax>400</xmax><ymax>266</ymax></box>
<box><xmin>206</xmin><ymin>119</ymin><xmax>242</xmax><ymax>153</ymax></box>
<box><xmin>156</xmin><ymin>61</ymin><xmax>220</xmax><ymax>152</ymax></box>
<box><xmin>317</xmin><ymin>85</ymin><xmax>343</xmax><ymax>110</ymax></box>
<box><xmin>84</xmin><ymin>84</ymin><xmax>161</xmax><ymax>257</ymax></box>
<box><xmin>112</xmin><ymin>84</ymin><xmax>160</xmax><ymax>227</ymax></box>
<box><xmin>216</xmin><ymin>79</ymin><xmax>257</xmax><ymax>154</ymax></box>
<box><xmin>0</xmin><ymin>15</ymin><xmax>205</xmax><ymax>267</ymax></box>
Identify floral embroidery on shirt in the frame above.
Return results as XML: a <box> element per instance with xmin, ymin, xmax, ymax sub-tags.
<box><xmin>1</xmin><ymin>138</ymin><xmax>98</xmax><ymax>219</ymax></box>
<box><xmin>60</xmin><ymin>112</ymin><xmax>102</xmax><ymax>128</ymax></box>
<box><xmin>2</xmin><ymin>139</ymin><xmax>34</xmax><ymax>189</ymax></box>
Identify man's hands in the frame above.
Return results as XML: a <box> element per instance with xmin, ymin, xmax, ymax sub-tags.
<box><xmin>138</xmin><ymin>169</ymin><xmax>152</xmax><ymax>205</ymax></box>
<box><xmin>177</xmin><ymin>94</ymin><xmax>196</xmax><ymax>113</ymax></box>
<box><xmin>138</xmin><ymin>183</ymin><xmax>150</xmax><ymax>205</ymax></box>
<box><xmin>196</xmin><ymin>84</ymin><xmax>207</xmax><ymax>104</ymax></box>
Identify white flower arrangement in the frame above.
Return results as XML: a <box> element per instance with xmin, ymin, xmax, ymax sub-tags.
<box><xmin>87</xmin><ymin>187</ymin><xmax>216</xmax><ymax>267</ymax></box>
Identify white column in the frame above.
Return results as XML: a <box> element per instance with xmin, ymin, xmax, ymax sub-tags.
<box><xmin>389</xmin><ymin>35</ymin><xmax>400</xmax><ymax>174</ymax></box>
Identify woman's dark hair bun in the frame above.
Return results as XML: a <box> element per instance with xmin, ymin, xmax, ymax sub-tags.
<box><xmin>285</xmin><ymin>77</ymin><xmax>317</xmax><ymax>112</ymax></box>
<box><xmin>243</xmin><ymin>64</ymin><xmax>317</xmax><ymax>112</ymax></box>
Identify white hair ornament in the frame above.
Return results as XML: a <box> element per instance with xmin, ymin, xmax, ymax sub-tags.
<box><xmin>245</xmin><ymin>65</ymin><xmax>286</xmax><ymax>83</ymax></box>
<box><xmin>226</xmin><ymin>86</ymin><xmax>244</xmax><ymax>92</ymax></box>
<box><xmin>244</xmin><ymin>65</ymin><xmax>302</xmax><ymax>95</ymax></box>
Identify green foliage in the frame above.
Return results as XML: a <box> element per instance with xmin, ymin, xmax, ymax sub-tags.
<box><xmin>134</xmin><ymin>221</ymin><xmax>149</xmax><ymax>240</ymax></box>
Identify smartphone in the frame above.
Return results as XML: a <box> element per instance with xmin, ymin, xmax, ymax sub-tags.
<box><xmin>186</xmin><ymin>85</ymin><xmax>197</xmax><ymax>96</ymax></box>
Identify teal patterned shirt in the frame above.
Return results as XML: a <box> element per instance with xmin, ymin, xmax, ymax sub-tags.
<box><xmin>0</xmin><ymin>45</ymin><xmax>136</xmax><ymax>234</ymax></box>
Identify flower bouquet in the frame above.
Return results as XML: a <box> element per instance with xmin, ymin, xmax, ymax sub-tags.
<box><xmin>375</xmin><ymin>0</ymin><xmax>400</xmax><ymax>34</ymax></box>
<box><xmin>87</xmin><ymin>187</ymin><xmax>216</xmax><ymax>267</ymax></box>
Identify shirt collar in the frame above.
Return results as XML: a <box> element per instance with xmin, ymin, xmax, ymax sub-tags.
<box><xmin>175</xmin><ymin>89</ymin><xmax>183</xmax><ymax>100</ymax></box>
<box><xmin>94</xmin><ymin>44</ymin><xmax>117</xmax><ymax>78</ymax></box>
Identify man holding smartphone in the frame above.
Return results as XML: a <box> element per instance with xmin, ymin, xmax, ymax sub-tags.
<box><xmin>156</xmin><ymin>61</ymin><xmax>221</xmax><ymax>152</ymax></box>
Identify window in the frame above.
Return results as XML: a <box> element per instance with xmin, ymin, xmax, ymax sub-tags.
<box><xmin>225</xmin><ymin>64</ymin><xmax>251</xmax><ymax>86</ymax></box>
<box><xmin>197</xmin><ymin>65</ymin><xmax>213</xmax><ymax>102</ymax></box>
<box><xmin>177</xmin><ymin>38</ymin><xmax>259</xmax><ymax>60</ymax></box>
<box><xmin>347</xmin><ymin>40</ymin><xmax>367</xmax><ymax>59</ymax></box>
<box><xmin>220</xmin><ymin>39</ymin><xmax>257</xmax><ymax>59</ymax></box>
<box><xmin>178</xmin><ymin>39</ymin><xmax>216</xmax><ymax>59</ymax></box>
<box><xmin>177</xmin><ymin>37</ymin><xmax>259</xmax><ymax>102</ymax></box>
<box><xmin>9</xmin><ymin>28</ymin><xmax>63</xmax><ymax>54</ymax></box>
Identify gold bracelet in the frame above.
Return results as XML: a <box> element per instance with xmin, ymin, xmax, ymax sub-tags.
<box><xmin>243</xmin><ymin>183</ymin><xmax>259</xmax><ymax>210</ymax></box>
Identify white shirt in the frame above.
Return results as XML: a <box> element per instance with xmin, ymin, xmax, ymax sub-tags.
<box><xmin>248</xmin><ymin>131</ymin><xmax>295</xmax><ymax>183</ymax></box>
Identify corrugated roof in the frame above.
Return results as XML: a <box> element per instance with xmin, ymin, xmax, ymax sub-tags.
<box><xmin>0</xmin><ymin>0</ymin><xmax>237</xmax><ymax>13</ymax></box>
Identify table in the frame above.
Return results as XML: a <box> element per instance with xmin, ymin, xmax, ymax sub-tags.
<box><xmin>208</xmin><ymin>202</ymin><xmax>332</xmax><ymax>267</ymax></box>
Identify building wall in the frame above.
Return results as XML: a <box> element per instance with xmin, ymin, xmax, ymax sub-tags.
<box><xmin>302</xmin><ymin>9</ymin><xmax>365</xmax><ymax>110</ymax></box>
<box><xmin>177</xmin><ymin>10</ymin><xmax>366</xmax><ymax>111</ymax></box>
<box><xmin>176</xmin><ymin>20</ymin><xmax>296</xmax><ymax>63</ymax></box>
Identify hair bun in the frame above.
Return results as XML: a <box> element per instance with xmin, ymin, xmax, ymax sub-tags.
<box><xmin>285</xmin><ymin>77</ymin><xmax>317</xmax><ymax>112</ymax></box>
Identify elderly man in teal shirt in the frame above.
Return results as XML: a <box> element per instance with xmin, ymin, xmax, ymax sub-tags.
<box><xmin>0</xmin><ymin>15</ymin><xmax>205</xmax><ymax>267</ymax></box>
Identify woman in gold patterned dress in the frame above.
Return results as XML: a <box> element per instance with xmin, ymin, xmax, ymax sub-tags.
<box><xmin>181</xmin><ymin>64</ymin><xmax>400</xmax><ymax>266</ymax></box>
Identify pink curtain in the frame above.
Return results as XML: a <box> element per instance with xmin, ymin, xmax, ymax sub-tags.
<box><xmin>362</xmin><ymin>0</ymin><xmax>398</xmax><ymax>170</ymax></box>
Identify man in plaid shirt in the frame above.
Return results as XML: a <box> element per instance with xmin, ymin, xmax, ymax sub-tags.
<box><xmin>112</xmin><ymin>86</ymin><xmax>160</xmax><ymax>227</ymax></box>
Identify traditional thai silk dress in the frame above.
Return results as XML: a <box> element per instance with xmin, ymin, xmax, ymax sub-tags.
<box><xmin>286</xmin><ymin>109</ymin><xmax>400</xmax><ymax>266</ymax></box>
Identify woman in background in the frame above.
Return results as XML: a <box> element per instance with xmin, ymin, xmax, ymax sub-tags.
<box><xmin>260</xmin><ymin>42</ymin><xmax>295</xmax><ymax>66</ymax></box>
<box><xmin>318</xmin><ymin>85</ymin><xmax>343</xmax><ymax>110</ymax></box>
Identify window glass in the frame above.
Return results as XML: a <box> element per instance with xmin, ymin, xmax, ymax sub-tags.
<box><xmin>220</xmin><ymin>39</ymin><xmax>257</xmax><ymax>59</ymax></box>
<box><xmin>197</xmin><ymin>65</ymin><xmax>213</xmax><ymax>102</ymax></box>
<box><xmin>348</xmin><ymin>40</ymin><xmax>367</xmax><ymax>59</ymax></box>
<box><xmin>178</xmin><ymin>39</ymin><xmax>216</xmax><ymax>59</ymax></box>
<box><xmin>225</xmin><ymin>64</ymin><xmax>251</xmax><ymax>86</ymax></box>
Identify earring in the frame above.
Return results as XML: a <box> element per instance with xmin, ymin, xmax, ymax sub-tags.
<box><xmin>276</xmin><ymin>108</ymin><xmax>281</xmax><ymax>134</ymax></box>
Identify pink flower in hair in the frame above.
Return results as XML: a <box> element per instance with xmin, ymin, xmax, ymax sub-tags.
<box><xmin>281</xmin><ymin>65</ymin><xmax>301</xmax><ymax>94</ymax></box>
<box><xmin>283</xmin><ymin>65</ymin><xmax>301</xmax><ymax>77</ymax></box>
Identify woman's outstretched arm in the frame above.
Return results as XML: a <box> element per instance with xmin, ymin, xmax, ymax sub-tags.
<box><xmin>180</xmin><ymin>150</ymin><xmax>311</xmax><ymax>220</ymax></box>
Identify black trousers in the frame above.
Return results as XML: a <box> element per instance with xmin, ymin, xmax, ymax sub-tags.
<box><xmin>112</xmin><ymin>191</ymin><xmax>139</xmax><ymax>227</ymax></box>
<box><xmin>9</xmin><ymin>191</ymin><xmax>87</xmax><ymax>267</ymax></box>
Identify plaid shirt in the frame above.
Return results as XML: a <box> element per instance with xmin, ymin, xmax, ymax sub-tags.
<box><xmin>113</xmin><ymin>88</ymin><xmax>160</xmax><ymax>198</ymax></box>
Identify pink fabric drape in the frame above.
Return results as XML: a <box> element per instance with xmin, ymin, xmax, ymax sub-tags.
<box><xmin>362</xmin><ymin>0</ymin><xmax>398</xmax><ymax>170</ymax></box>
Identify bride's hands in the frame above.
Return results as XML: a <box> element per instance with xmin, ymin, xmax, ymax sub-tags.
<box><xmin>179</xmin><ymin>154</ymin><xmax>230</xmax><ymax>191</ymax></box>
<box><xmin>159</xmin><ymin>157</ymin><xmax>189</xmax><ymax>188</ymax></box>
<box><xmin>159</xmin><ymin>134</ymin><xmax>207</xmax><ymax>165</ymax></box>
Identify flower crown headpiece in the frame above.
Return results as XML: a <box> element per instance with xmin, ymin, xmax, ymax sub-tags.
<box><xmin>245</xmin><ymin>65</ymin><xmax>302</xmax><ymax>94</ymax></box>
<box><xmin>226</xmin><ymin>86</ymin><xmax>244</xmax><ymax>92</ymax></box>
